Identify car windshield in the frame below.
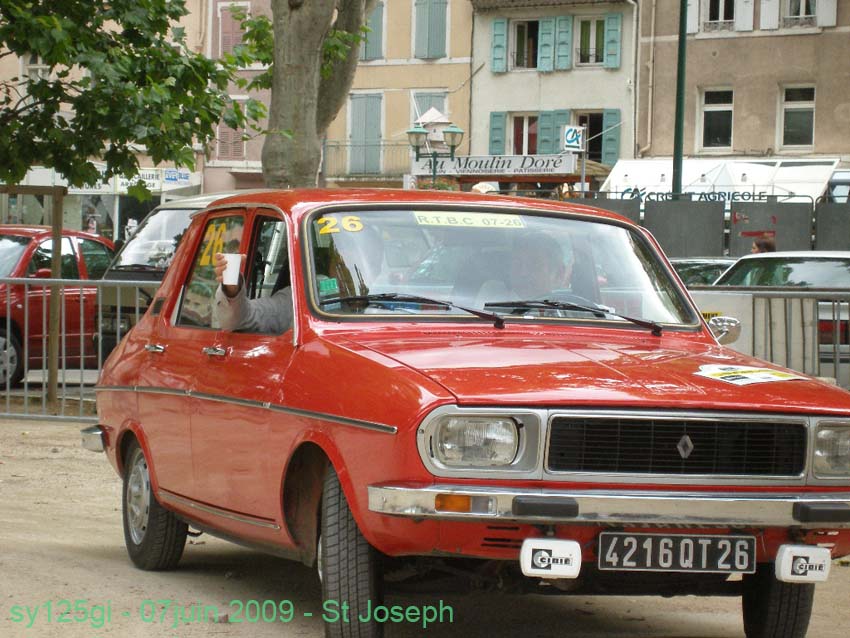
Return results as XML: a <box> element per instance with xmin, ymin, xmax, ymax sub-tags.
<box><xmin>716</xmin><ymin>257</ymin><xmax>850</xmax><ymax>287</ymax></box>
<box><xmin>110</xmin><ymin>207</ymin><xmax>195</xmax><ymax>271</ymax></box>
<box><xmin>0</xmin><ymin>235</ymin><xmax>32</xmax><ymax>277</ymax></box>
<box><xmin>306</xmin><ymin>208</ymin><xmax>697</xmax><ymax>327</ymax></box>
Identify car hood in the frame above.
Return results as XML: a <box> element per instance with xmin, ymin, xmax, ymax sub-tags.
<box><xmin>335</xmin><ymin>329</ymin><xmax>850</xmax><ymax>413</ymax></box>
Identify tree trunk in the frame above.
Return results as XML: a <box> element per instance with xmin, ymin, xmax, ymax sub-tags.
<box><xmin>263</xmin><ymin>0</ymin><xmax>377</xmax><ymax>188</ymax></box>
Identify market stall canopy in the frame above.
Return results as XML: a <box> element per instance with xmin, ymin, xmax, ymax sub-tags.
<box><xmin>601</xmin><ymin>158</ymin><xmax>839</xmax><ymax>203</ymax></box>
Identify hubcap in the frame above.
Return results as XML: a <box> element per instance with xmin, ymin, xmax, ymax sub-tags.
<box><xmin>126</xmin><ymin>451</ymin><xmax>151</xmax><ymax>545</ymax></box>
<box><xmin>0</xmin><ymin>335</ymin><xmax>16</xmax><ymax>384</ymax></box>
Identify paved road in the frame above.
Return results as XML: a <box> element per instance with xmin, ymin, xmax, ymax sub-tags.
<box><xmin>1</xmin><ymin>419</ymin><xmax>849</xmax><ymax>638</ymax></box>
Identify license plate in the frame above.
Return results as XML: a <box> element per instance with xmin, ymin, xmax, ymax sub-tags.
<box><xmin>598</xmin><ymin>532</ymin><xmax>756</xmax><ymax>574</ymax></box>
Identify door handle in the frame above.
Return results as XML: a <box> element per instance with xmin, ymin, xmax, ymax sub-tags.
<box><xmin>202</xmin><ymin>346</ymin><xmax>227</xmax><ymax>357</ymax></box>
<box><xmin>144</xmin><ymin>343</ymin><xmax>166</xmax><ymax>354</ymax></box>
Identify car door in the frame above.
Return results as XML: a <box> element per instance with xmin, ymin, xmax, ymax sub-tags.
<box><xmin>136</xmin><ymin>211</ymin><xmax>247</xmax><ymax>498</ymax></box>
<box><xmin>25</xmin><ymin>238</ymin><xmax>80</xmax><ymax>365</ymax></box>
<box><xmin>189</xmin><ymin>212</ymin><xmax>295</xmax><ymax>521</ymax></box>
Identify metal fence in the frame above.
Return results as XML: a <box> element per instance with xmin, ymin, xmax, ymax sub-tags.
<box><xmin>0</xmin><ymin>277</ymin><xmax>149</xmax><ymax>422</ymax></box>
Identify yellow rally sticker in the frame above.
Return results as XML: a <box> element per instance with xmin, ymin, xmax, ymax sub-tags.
<box><xmin>695</xmin><ymin>364</ymin><xmax>805</xmax><ymax>386</ymax></box>
<box><xmin>701</xmin><ymin>311</ymin><xmax>721</xmax><ymax>321</ymax></box>
<box><xmin>414</xmin><ymin>212</ymin><xmax>525</xmax><ymax>229</ymax></box>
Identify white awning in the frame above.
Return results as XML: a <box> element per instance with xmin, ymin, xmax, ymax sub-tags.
<box><xmin>600</xmin><ymin>158</ymin><xmax>839</xmax><ymax>203</ymax></box>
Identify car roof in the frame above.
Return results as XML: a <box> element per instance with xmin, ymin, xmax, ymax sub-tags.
<box><xmin>155</xmin><ymin>189</ymin><xmax>277</xmax><ymax>211</ymax></box>
<box><xmin>670</xmin><ymin>257</ymin><xmax>736</xmax><ymax>262</ymax></box>
<box><xmin>203</xmin><ymin>188</ymin><xmax>638</xmax><ymax>226</ymax></box>
<box><xmin>735</xmin><ymin>251</ymin><xmax>850</xmax><ymax>260</ymax></box>
<box><xmin>0</xmin><ymin>224</ymin><xmax>111</xmax><ymax>245</ymax></box>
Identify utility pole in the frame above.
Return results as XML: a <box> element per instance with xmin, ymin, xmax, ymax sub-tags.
<box><xmin>672</xmin><ymin>0</ymin><xmax>688</xmax><ymax>196</ymax></box>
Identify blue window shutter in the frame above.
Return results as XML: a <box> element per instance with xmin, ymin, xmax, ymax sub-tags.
<box><xmin>603</xmin><ymin>13</ymin><xmax>622</xmax><ymax>69</ymax></box>
<box><xmin>491</xmin><ymin>18</ymin><xmax>508</xmax><ymax>73</ymax></box>
<box><xmin>601</xmin><ymin>109</ymin><xmax>621</xmax><ymax>166</ymax></box>
<box><xmin>350</xmin><ymin>94</ymin><xmax>383</xmax><ymax>173</ymax></box>
<box><xmin>429</xmin><ymin>0</ymin><xmax>447</xmax><ymax>58</ymax></box>
<box><xmin>415</xmin><ymin>0</ymin><xmax>428</xmax><ymax>58</ymax></box>
<box><xmin>489</xmin><ymin>112</ymin><xmax>507</xmax><ymax>155</ymax></box>
<box><xmin>538</xmin><ymin>111</ymin><xmax>555</xmax><ymax>154</ymax></box>
<box><xmin>555</xmin><ymin>16</ymin><xmax>573</xmax><ymax>70</ymax></box>
<box><xmin>360</xmin><ymin>2</ymin><xmax>383</xmax><ymax>61</ymax></box>
<box><xmin>554</xmin><ymin>109</ymin><xmax>571</xmax><ymax>151</ymax></box>
<box><xmin>537</xmin><ymin>18</ymin><xmax>555</xmax><ymax>73</ymax></box>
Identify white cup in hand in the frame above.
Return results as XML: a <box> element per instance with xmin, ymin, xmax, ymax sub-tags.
<box><xmin>221</xmin><ymin>253</ymin><xmax>241</xmax><ymax>286</ymax></box>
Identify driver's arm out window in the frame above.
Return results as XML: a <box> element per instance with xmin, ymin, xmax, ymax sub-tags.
<box><xmin>175</xmin><ymin>215</ymin><xmax>244</xmax><ymax>328</ymax></box>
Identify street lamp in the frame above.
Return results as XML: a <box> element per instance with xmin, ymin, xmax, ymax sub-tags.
<box><xmin>406</xmin><ymin>122</ymin><xmax>464</xmax><ymax>186</ymax></box>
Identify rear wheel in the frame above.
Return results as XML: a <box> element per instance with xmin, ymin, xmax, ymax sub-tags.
<box><xmin>0</xmin><ymin>328</ymin><xmax>23</xmax><ymax>386</ymax></box>
<box><xmin>742</xmin><ymin>565</ymin><xmax>814</xmax><ymax>638</ymax></box>
<box><xmin>122</xmin><ymin>441</ymin><xmax>187</xmax><ymax>570</ymax></box>
<box><xmin>319</xmin><ymin>467</ymin><xmax>383</xmax><ymax>638</ymax></box>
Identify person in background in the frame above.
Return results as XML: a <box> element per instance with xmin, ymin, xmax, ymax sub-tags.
<box><xmin>751</xmin><ymin>236</ymin><xmax>776</xmax><ymax>254</ymax></box>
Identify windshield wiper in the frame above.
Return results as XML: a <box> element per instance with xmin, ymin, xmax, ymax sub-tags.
<box><xmin>484</xmin><ymin>298</ymin><xmax>663</xmax><ymax>337</ymax></box>
<box><xmin>320</xmin><ymin>293</ymin><xmax>505</xmax><ymax>329</ymax></box>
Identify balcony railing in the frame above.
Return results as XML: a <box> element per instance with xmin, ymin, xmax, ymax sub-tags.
<box><xmin>576</xmin><ymin>47</ymin><xmax>603</xmax><ymax>65</ymax></box>
<box><xmin>322</xmin><ymin>141</ymin><xmax>411</xmax><ymax>179</ymax></box>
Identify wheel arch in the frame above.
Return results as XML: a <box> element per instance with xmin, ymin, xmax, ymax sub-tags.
<box><xmin>280</xmin><ymin>440</ymin><xmax>332</xmax><ymax>567</ymax></box>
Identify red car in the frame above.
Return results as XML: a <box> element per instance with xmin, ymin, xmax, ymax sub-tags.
<box><xmin>88</xmin><ymin>190</ymin><xmax>850</xmax><ymax>638</ymax></box>
<box><xmin>0</xmin><ymin>225</ymin><xmax>114</xmax><ymax>385</ymax></box>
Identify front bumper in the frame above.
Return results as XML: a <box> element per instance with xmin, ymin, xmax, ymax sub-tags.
<box><xmin>81</xmin><ymin>425</ymin><xmax>105</xmax><ymax>453</ymax></box>
<box><xmin>368</xmin><ymin>484</ymin><xmax>850</xmax><ymax>528</ymax></box>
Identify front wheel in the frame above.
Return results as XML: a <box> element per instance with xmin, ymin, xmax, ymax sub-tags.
<box><xmin>742</xmin><ymin>565</ymin><xmax>815</xmax><ymax>638</ymax></box>
<box><xmin>0</xmin><ymin>328</ymin><xmax>24</xmax><ymax>386</ymax></box>
<box><xmin>319</xmin><ymin>467</ymin><xmax>383</xmax><ymax>638</ymax></box>
<box><xmin>122</xmin><ymin>441</ymin><xmax>187</xmax><ymax>570</ymax></box>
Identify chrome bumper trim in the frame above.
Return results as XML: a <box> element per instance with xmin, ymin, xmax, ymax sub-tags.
<box><xmin>368</xmin><ymin>485</ymin><xmax>850</xmax><ymax>528</ymax></box>
<box><xmin>80</xmin><ymin>426</ymin><xmax>105</xmax><ymax>453</ymax></box>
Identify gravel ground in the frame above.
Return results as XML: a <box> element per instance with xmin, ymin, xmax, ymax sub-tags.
<box><xmin>1</xmin><ymin>419</ymin><xmax>848</xmax><ymax>638</ymax></box>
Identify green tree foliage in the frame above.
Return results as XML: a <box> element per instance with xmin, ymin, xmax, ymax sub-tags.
<box><xmin>0</xmin><ymin>0</ymin><xmax>264</xmax><ymax>199</ymax></box>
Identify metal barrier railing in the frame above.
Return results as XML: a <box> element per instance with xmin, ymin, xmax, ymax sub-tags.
<box><xmin>0</xmin><ymin>277</ymin><xmax>151</xmax><ymax>422</ymax></box>
<box><xmin>690</xmin><ymin>286</ymin><xmax>850</xmax><ymax>388</ymax></box>
<box><xmin>2</xmin><ymin>280</ymin><xmax>849</xmax><ymax>420</ymax></box>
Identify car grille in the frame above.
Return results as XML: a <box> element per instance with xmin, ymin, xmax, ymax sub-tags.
<box><xmin>547</xmin><ymin>416</ymin><xmax>806</xmax><ymax>476</ymax></box>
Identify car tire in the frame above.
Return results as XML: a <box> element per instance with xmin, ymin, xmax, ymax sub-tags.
<box><xmin>320</xmin><ymin>466</ymin><xmax>383</xmax><ymax>638</ymax></box>
<box><xmin>122</xmin><ymin>441</ymin><xmax>188</xmax><ymax>570</ymax></box>
<box><xmin>742</xmin><ymin>564</ymin><xmax>814</xmax><ymax>638</ymax></box>
<box><xmin>0</xmin><ymin>328</ymin><xmax>24</xmax><ymax>387</ymax></box>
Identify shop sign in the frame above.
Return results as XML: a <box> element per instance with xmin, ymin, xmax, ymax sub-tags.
<box><xmin>621</xmin><ymin>188</ymin><xmax>770</xmax><ymax>202</ymax></box>
<box><xmin>413</xmin><ymin>154</ymin><xmax>577</xmax><ymax>177</ymax></box>
<box><xmin>563</xmin><ymin>126</ymin><xmax>585</xmax><ymax>152</ymax></box>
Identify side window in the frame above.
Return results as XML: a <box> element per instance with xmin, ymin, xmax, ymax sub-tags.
<box><xmin>28</xmin><ymin>238</ymin><xmax>80</xmax><ymax>279</ymax></box>
<box><xmin>176</xmin><ymin>215</ymin><xmax>245</xmax><ymax>328</ymax></box>
<box><xmin>247</xmin><ymin>217</ymin><xmax>288</xmax><ymax>301</ymax></box>
<box><xmin>79</xmin><ymin>239</ymin><xmax>114</xmax><ymax>279</ymax></box>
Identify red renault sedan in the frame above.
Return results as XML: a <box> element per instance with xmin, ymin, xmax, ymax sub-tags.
<box><xmin>0</xmin><ymin>225</ymin><xmax>114</xmax><ymax>385</ymax></box>
<box><xmin>88</xmin><ymin>190</ymin><xmax>850</xmax><ymax>638</ymax></box>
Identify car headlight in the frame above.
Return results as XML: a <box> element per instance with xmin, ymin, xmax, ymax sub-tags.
<box><xmin>814</xmin><ymin>424</ymin><xmax>850</xmax><ymax>477</ymax></box>
<box><xmin>434</xmin><ymin>416</ymin><xmax>519</xmax><ymax>468</ymax></box>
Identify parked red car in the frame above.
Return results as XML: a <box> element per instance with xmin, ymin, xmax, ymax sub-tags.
<box><xmin>0</xmin><ymin>225</ymin><xmax>114</xmax><ymax>385</ymax></box>
<box><xmin>88</xmin><ymin>190</ymin><xmax>850</xmax><ymax>638</ymax></box>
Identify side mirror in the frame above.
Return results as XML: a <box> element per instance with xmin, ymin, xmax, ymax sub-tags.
<box><xmin>708</xmin><ymin>315</ymin><xmax>742</xmax><ymax>345</ymax></box>
<box><xmin>30</xmin><ymin>268</ymin><xmax>52</xmax><ymax>279</ymax></box>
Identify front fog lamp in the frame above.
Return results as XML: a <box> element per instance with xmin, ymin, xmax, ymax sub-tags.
<box><xmin>814</xmin><ymin>425</ymin><xmax>850</xmax><ymax>477</ymax></box>
<box><xmin>434</xmin><ymin>417</ymin><xmax>519</xmax><ymax>467</ymax></box>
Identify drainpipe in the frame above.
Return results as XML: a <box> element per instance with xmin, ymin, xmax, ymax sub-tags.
<box><xmin>624</xmin><ymin>0</ymin><xmax>639</xmax><ymax>159</ymax></box>
<box><xmin>638</xmin><ymin>0</ymin><xmax>658</xmax><ymax>156</ymax></box>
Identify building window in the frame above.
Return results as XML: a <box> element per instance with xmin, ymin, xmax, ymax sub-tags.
<box><xmin>700</xmin><ymin>89</ymin><xmax>733</xmax><ymax>150</ymax></box>
<box><xmin>512</xmin><ymin>21</ymin><xmax>539</xmax><ymax>69</ymax></box>
<box><xmin>414</xmin><ymin>0</ymin><xmax>447</xmax><ymax>60</ymax></box>
<box><xmin>217</xmin><ymin>119</ymin><xmax>245</xmax><ymax>160</ymax></box>
<box><xmin>218</xmin><ymin>2</ymin><xmax>248</xmax><ymax>57</ymax></box>
<box><xmin>577</xmin><ymin>18</ymin><xmax>605</xmax><ymax>65</ymax></box>
<box><xmin>781</xmin><ymin>87</ymin><xmax>815</xmax><ymax>147</ymax></box>
<box><xmin>704</xmin><ymin>0</ymin><xmax>734</xmax><ymax>31</ymax></box>
<box><xmin>784</xmin><ymin>0</ymin><xmax>816</xmax><ymax>26</ymax></box>
<box><xmin>360</xmin><ymin>2</ymin><xmax>384</xmax><ymax>61</ymax></box>
<box><xmin>24</xmin><ymin>54</ymin><xmax>49</xmax><ymax>81</ymax></box>
<box><xmin>577</xmin><ymin>112</ymin><xmax>604</xmax><ymax>163</ymax></box>
<box><xmin>512</xmin><ymin>115</ymin><xmax>538</xmax><ymax>154</ymax></box>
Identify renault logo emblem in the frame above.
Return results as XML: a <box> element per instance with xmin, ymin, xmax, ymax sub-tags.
<box><xmin>677</xmin><ymin>435</ymin><xmax>695</xmax><ymax>459</ymax></box>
